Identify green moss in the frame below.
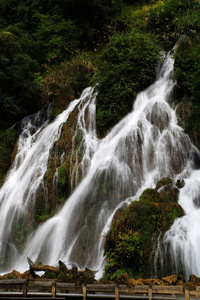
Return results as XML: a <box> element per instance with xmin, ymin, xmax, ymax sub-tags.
<box><xmin>156</xmin><ymin>178</ymin><xmax>173</xmax><ymax>190</ymax></box>
<box><xmin>103</xmin><ymin>178</ymin><xmax>184</xmax><ymax>280</ymax></box>
<box><xmin>44</xmin><ymin>270</ymin><xmax>58</xmax><ymax>279</ymax></box>
<box><xmin>34</xmin><ymin>186</ymin><xmax>49</xmax><ymax>225</ymax></box>
<box><xmin>139</xmin><ymin>188</ymin><xmax>161</xmax><ymax>203</ymax></box>
<box><xmin>10</xmin><ymin>216</ymin><xmax>30</xmax><ymax>252</ymax></box>
<box><xmin>58</xmin><ymin>164</ymin><xmax>66</xmax><ymax>186</ymax></box>
<box><xmin>104</xmin><ymin>189</ymin><xmax>161</xmax><ymax>279</ymax></box>
<box><xmin>173</xmin><ymin>39</ymin><xmax>200</xmax><ymax>135</ymax></box>
<box><xmin>165</xmin><ymin>204</ymin><xmax>183</xmax><ymax>223</ymax></box>
<box><xmin>0</xmin><ymin>128</ymin><xmax>17</xmax><ymax>179</ymax></box>
<box><xmin>57</xmin><ymin>164</ymin><xmax>71</xmax><ymax>204</ymax></box>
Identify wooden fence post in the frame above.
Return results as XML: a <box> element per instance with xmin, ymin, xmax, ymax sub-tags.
<box><xmin>52</xmin><ymin>280</ymin><xmax>56</xmax><ymax>298</ymax></box>
<box><xmin>148</xmin><ymin>285</ymin><xmax>153</xmax><ymax>300</ymax></box>
<box><xmin>83</xmin><ymin>283</ymin><xmax>87</xmax><ymax>300</ymax></box>
<box><xmin>196</xmin><ymin>286</ymin><xmax>200</xmax><ymax>299</ymax></box>
<box><xmin>115</xmin><ymin>284</ymin><xmax>119</xmax><ymax>300</ymax></box>
<box><xmin>185</xmin><ymin>286</ymin><xmax>189</xmax><ymax>300</ymax></box>
<box><xmin>23</xmin><ymin>280</ymin><xmax>27</xmax><ymax>298</ymax></box>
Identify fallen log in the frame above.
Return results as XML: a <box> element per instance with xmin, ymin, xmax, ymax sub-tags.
<box><xmin>27</xmin><ymin>257</ymin><xmax>60</xmax><ymax>274</ymax></box>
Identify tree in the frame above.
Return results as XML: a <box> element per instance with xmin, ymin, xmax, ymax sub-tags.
<box><xmin>0</xmin><ymin>31</ymin><xmax>41</xmax><ymax>128</ymax></box>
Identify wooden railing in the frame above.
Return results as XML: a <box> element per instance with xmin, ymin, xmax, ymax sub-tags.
<box><xmin>0</xmin><ymin>280</ymin><xmax>199</xmax><ymax>299</ymax></box>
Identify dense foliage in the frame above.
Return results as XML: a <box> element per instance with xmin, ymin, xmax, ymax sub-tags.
<box><xmin>174</xmin><ymin>36</ymin><xmax>200</xmax><ymax>132</ymax></box>
<box><xmin>0</xmin><ymin>31</ymin><xmax>41</xmax><ymax>129</ymax></box>
<box><xmin>0</xmin><ymin>128</ymin><xmax>17</xmax><ymax>180</ymax></box>
<box><xmin>1</xmin><ymin>0</ymin><xmax>199</xmax><ymax>135</ymax></box>
<box><xmin>94</xmin><ymin>30</ymin><xmax>159</xmax><ymax>136</ymax></box>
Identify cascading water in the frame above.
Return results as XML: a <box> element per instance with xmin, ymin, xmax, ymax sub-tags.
<box><xmin>0</xmin><ymin>91</ymin><xmax>89</xmax><ymax>271</ymax></box>
<box><xmin>0</xmin><ymin>52</ymin><xmax>199</xmax><ymax>279</ymax></box>
<box><xmin>163</xmin><ymin>168</ymin><xmax>200</xmax><ymax>279</ymax></box>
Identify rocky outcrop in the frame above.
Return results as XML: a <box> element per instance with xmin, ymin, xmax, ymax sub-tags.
<box><xmin>104</xmin><ymin>177</ymin><xmax>184</xmax><ymax>280</ymax></box>
<box><xmin>34</xmin><ymin>104</ymin><xmax>84</xmax><ymax>226</ymax></box>
<box><xmin>0</xmin><ymin>260</ymin><xmax>98</xmax><ymax>285</ymax></box>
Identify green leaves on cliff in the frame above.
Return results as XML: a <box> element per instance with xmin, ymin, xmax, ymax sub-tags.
<box><xmin>173</xmin><ymin>37</ymin><xmax>200</xmax><ymax>132</ymax></box>
<box><xmin>0</xmin><ymin>128</ymin><xmax>17</xmax><ymax>180</ymax></box>
<box><xmin>148</xmin><ymin>0</ymin><xmax>200</xmax><ymax>50</ymax></box>
<box><xmin>0</xmin><ymin>31</ymin><xmax>41</xmax><ymax>129</ymax></box>
<box><xmin>94</xmin><ymin>30</ymin><xmax>160</xmax><ymax>136</ymax></box>
<box><xmin>31</xmin><ymin>12</ymin><xmax>80</xmax><ymax>64</ymax></box>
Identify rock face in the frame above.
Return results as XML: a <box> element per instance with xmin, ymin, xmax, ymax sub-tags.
<box><xmin>33</xmin><ymin>103</ymin><xmax>84</xmax><ymax>226</ymax></box>
<box><xmin>103</xmin><ymin>178</ymin><xmax>184</xmax><ymax>280</ymax></box>
<box><xmin>176</xmin><ymin>99</ymin><xmax>200</xmax><ymax>151</ymax></box>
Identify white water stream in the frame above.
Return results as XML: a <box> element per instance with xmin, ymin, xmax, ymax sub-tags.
<box><xmin>163</xmin><ymin>169</ymin><xmax>200</xmax><ymax>279</ymax></box>
<box><xmin>0</xmin><ymin>53</ymin><xmax>199</xmax><ymax>279</ymax></box>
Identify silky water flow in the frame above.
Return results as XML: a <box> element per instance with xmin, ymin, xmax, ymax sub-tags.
<box><xmin>0</xmin><ymin>53</ymin><xmax>199</xmax><ymax>279</ymax></box>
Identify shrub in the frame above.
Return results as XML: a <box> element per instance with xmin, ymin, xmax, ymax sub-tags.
<box><xmin>0</xmin><ymin>128</ymin><xmax>17</xmax><ymax>179</ymax></box>
<box><xmin>174</xmin><ymin>37</ymin><xmax>200</xmax><ymax>132</ymax></box>
<box><xmin>148</xmin><ymin>0</ymin><xmax>200</xmax><ymax>50</ymax></box>
<box><xmin>0</xmin><ymin>31</ymin><xmax>41</xmax><ymax>129</ymax></box>
<box><xmin>94</xmin><ymin>29</ymin><xmax>160</xmax><ymax>137</ymax></box>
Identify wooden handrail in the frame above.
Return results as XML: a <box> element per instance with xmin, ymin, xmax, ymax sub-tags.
<box><xmin>0</xmin><ymin>280</ymin><xmax>197</xmax><ymax>299</ymax></box>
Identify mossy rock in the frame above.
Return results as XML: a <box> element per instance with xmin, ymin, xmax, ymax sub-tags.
<box><xmin>43</xmin><ymin>270</ymin><xmax>58</xmax><ymax>279</ymax></box>
<box><xmin>57</xmin><ymin>271</ymin><xmax>65</xmax><ymax>282</ymax></box>
<box><xmin>104</xmin><ymin>178</ymin><xmax>184</xmax><ymax>280</ymax></box>
<box><xmin>59</xmin><ymin>260</ymin><xmax>68</xmax><ymax>273</ymax></box>
<box><xmin>159</xmin><ymin>186</ymin><xmax>179</xmax><ymax>203</ymax></box>
<box><xmin>156</xmin><ymin>178</ymin><xmax>173</xmax><ymax>190</ymax></box>
<box><xmin>34</xmin><ymin>184</ymin><xmax>49</xmax><ymax>225</ymax></box>
<box><xmin>164</xmin><ymin>203</ymin><xmax>183</xmax><ymax>224</ymax></box>
<box><xmin>58</xmin><ymin>164</ymin><xmax>67</xmax><ymax>186</ymax></box>
<box><xmin>176</xmin><ymin>179</ymin><xmax>185</xmax><ymax>189</ymax></box>
<box><xmin>139</xmin><ymin>188</ymin><xmax>161</xmax><ymax>203</ymax></box>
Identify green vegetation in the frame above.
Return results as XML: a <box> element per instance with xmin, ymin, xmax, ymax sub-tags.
<box><xmin>34</xmin><ymin>191</ymin><xmax>49</xmax><ymax>224</ymax></box>
<box><xmin>0</xmin><ymin>0</ymin><xmax>199</xmax><ymax>139</ymax></box>
<box><xmin>148</xmin><ymin>0</ymin><xmax>200</xmax><ymax>50</ymax></box>
<box><xmin>57</xmin><ymin>164</ymin><xmax>68</xmax><ymax>203</ymax></box>
<box><xmin>103</xmin><ymin>179</ymin><xmax>183</xmax><ymax>280</ymax></box>
<box><xmin>44</xmin><ymin>270</ymin><xmax>58</xmax><ymax>279</ymax></box>
<box><xmin>103</xmin><ymin>189</ymin><xmax>161</xmax><ymax>279</ymax></box>
<box><xmin>0</xmin><ymin>30</ymin><xmax>41</xmax><ymax>128</ymax></box>
<box><xmin>0</xmin><ymin>128</ymin><xmax>17</xmax><ymax>180</ymax></box>
<box><xmin>58</xmin><ymin>164</ymin><xmax>67</xmax><ymax>186</ymax></box>
<box><xmin>0</xmin><ymin>0</ymin><xmax>199</xmax><ymax>131</ymax></box>
<box><xmin>173</xmin><ymin>37</ymin><xmax>200</xmax><ymax>132</ymax></box>
<box><xmin>94</xmin><ymin>30</ymin><xmax>159</xmax><ymax>136</ymax></box>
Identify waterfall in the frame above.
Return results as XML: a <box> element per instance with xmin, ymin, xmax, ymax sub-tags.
<box><xmin>0</xmin><ymin>53</ymin><xmax>199</xmax><ymax>279</ymax></box>
<box><xmin>163</xmin><ymin>169</ymin><xmax>200</xmax><ymax>279</ymax></box>
<box><xmin>0</xmin><ymin>90</ymin><xmax>89</xmax><ymax>271</ymax></box>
